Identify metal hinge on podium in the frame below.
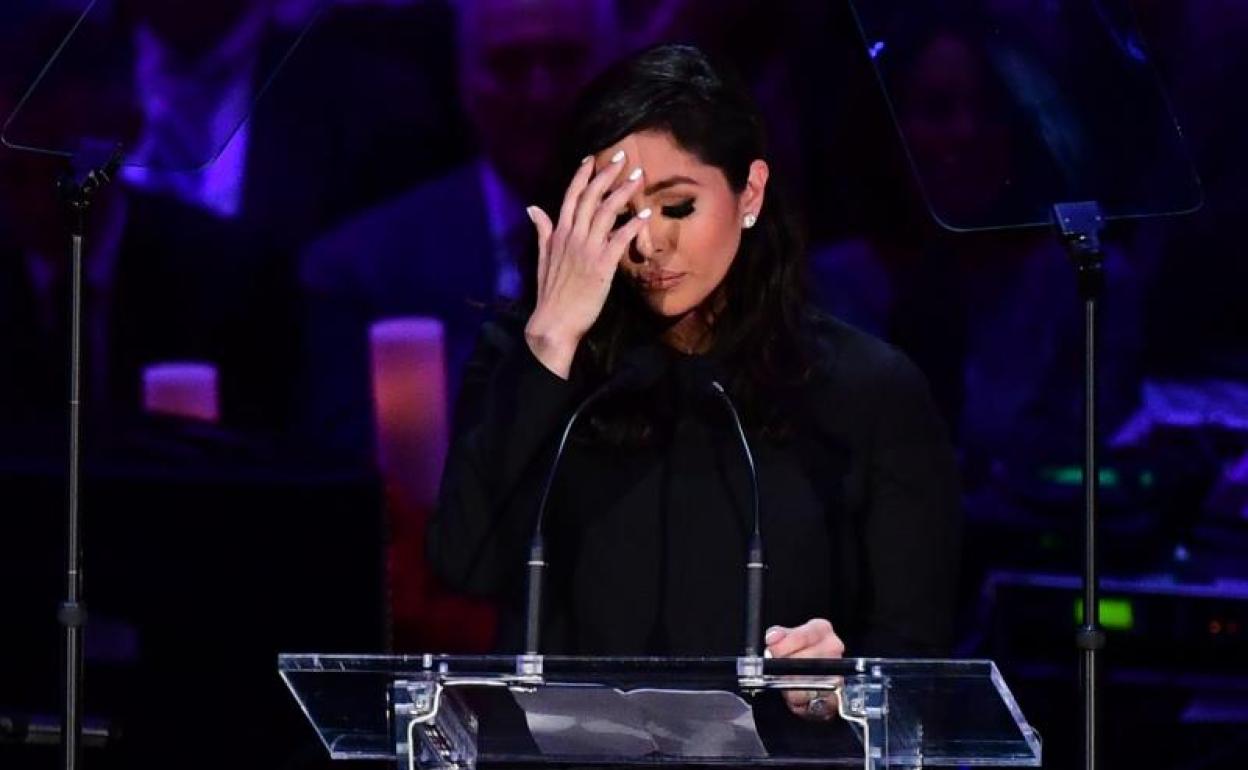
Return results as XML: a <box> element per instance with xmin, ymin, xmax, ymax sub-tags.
<box><xmin>391</xmin><ymin>679</ymin><xmax>479</xmax><ymax>770</ymax></box>
<box><xmin>839</xmin><ymin>664</ymin><xmax>897</xmax><ymax>770</ymax></box>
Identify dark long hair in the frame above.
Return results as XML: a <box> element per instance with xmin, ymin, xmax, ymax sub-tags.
<box><xmin>526</xmin><ymin>44</ymin><xmax>816</xmax><ymax>443</ymax></box>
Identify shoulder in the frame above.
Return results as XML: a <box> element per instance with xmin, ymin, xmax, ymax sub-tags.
<box><xmin>123</xmin><ymin>191</ymin><xmax>282</xmax><ymax>275</ymax></box>
<box><xmin>807</xmin><ymin>312</ymin><xmax>921</xmax><ymax>389</ymax></box>
<box><xmin>801</xmin><ymin>312</ymin><xmax>939</xmax><ymax>434</ymax></box>
<box><xmin>125</xmin><ymin>191</ymin><xmax>249</xmax><ymax>247</ymax></box>
<box><xmin>300</xmin><ymin>164</ymin><xmax>485</xmax><ymax>289</ymax></box>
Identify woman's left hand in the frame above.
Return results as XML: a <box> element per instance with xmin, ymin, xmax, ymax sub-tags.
<box><xmin>765</xmin><ymin>618</ymin><xmax>846</xmax><ymax>720</ymax></box>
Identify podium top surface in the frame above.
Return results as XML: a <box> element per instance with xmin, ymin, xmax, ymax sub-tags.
<box><xmin>279</xmin><ymin>654</ymin><xmax>1041</xmax><ymax>767</ymax></box>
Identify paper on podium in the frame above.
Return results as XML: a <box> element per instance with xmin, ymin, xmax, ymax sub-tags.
<box><xmin>513</xmin><ymin>685</ymin><xmax>768</xmax><ymax>759</ymax></box>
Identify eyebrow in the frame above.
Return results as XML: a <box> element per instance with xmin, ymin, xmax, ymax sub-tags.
<box><xmin>644</xmin><ymin>175</ymin><xmax>699</xmax><ymax>195</ymax></box>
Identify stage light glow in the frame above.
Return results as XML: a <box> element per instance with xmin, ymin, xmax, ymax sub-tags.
<box><xmin>1041</xmin><ymin>466</ymin><xmax>1121</xmax><ymax>487</ymax></box>
<box><xmin>1075</xmin><ymin>597</ymin><xmax>1134</xmax><ymax>632</ymax></box>
<box><xmin>370</xmin><ymin>317</ymin><xmax>448</xmax><ymax>507</ymax></box>
<box><xmin>142</xmin><ymin>361</ymin><xmax>220</xmax><ymax>422</ymax></box>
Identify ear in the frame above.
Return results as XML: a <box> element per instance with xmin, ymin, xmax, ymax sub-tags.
<box><xmin>738</xmin><ymin>159</ymin><xmax>770</xmax><ymax>223</ymax></box>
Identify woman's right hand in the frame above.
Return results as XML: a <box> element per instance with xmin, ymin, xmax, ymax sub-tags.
<box><xmin>524</xmin><ymin>150</ymin><xmax>652</xmax><ymax>379</ymax></box>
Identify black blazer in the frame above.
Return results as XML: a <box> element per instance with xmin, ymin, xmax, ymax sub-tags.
<box><xmin>428</xmin><ymin>314</ymin><xmax>963</xmax><ymax>657</ymax></box>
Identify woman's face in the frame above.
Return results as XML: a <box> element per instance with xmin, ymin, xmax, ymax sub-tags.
<box><xmin>898</xmin><ymin>33</ymin><xmax>1011</xmax><ymax>223</ymax></box>
<box><xmin>593</xmin><ymin>130</ymin><xmax>768</xmax><ymax>320</ymax></box>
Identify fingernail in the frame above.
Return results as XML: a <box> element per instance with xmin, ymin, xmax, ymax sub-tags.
<box><xmin>525</xmin><ymin>206</ymin><xmax>538</xmax><ymax>223</ymax></box>
<box><xmin>580</xmin><ymin>155</ymin><xmax>592</xmax><ymax>165</ymax></box>
<box><xmin>637</xmin><ymin>207</ymin><xmax>652</xmax><ymax>220</ymax></box>
<box><xmin>628</xmin><ymin>167</ymin><xmax>643</xmax><ymax>182</ymax></box>
<box><xmin>610</xmin><ymin>149</ymin><xmax>625</xmax><ymax>164</ymax></box>
<box><xmin>764</xmin><ymin>626</ymin><xmax>785</xmax><ymax>644</ymax></box>
<box><xmin>763</xmin><ymin>648</ymin><xmax>773</xmax><ymax>659</ymax></box>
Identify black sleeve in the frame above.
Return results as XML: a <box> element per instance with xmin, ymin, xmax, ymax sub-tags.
<box><xmin>427</xmin><ymin>319</ymin><xmax>581</xmax><ymax>597</ymax></box>
<box><xmin>859</xmin><ymin>349</ymin><xmax>963</xmax><ymax>656</ymax></box>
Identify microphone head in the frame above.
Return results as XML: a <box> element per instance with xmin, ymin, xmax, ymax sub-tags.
<box><xmin>682</xmin><ymin>356</ymin><xmax>728</xmax><ymax>397</ymax></box>
<box><xmin>610</xmin><ymin>345</ymin><xmax>668</xmax><ymax>392</ymax></box>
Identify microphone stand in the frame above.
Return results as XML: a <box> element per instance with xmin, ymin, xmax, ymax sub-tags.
<box><xmin>523</xmin><ymin>385</ymin><xmax>612</xmax><ymax>659</ymax></box>
<box><xmin>707</xmin><ymin>381</ymin><xmax>766</xmax><ymax>659</ymax></box>
<box><xmin>55</xmin><ymin>145</ymin><xmax>123</xmax><ymax>770</ymax></box>
<box><xmin>519</xmin><ymin>349</ymin><xmax>667</xmax><ymax>674</ymax></box>
<box><xmin>517</xmin><ymin>355</ymin><xmax>763</xmax><ymax>674</ymax></box>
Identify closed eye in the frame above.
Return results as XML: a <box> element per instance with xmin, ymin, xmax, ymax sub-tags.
<box><xmin>613</xmin><ymin>198</ymin><xmax>696</xmax><ymax>229</ymax></box>
<box><xmin>662</xmin><ymin>199</ymin><xmax>695</xmax><ymax>218</ymax></box>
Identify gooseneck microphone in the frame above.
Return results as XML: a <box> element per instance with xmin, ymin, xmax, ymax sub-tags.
<box><xmin>523</xmin><ymin>347</ymin><xmax>667</xmax><ymax>656</ymax></box>
<box><xmin>704</xmin><ymin>379</ymin><xmax>767</xmax><ymax>658</ymax></box>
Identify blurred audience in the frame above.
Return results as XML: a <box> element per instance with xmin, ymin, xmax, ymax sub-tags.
<box><xmin>0</xmin><ymin>1</ymin><xmax>1237</xmax><ymax>496</ymax></box>
<box><xmin>298</xmin><ymin>0</ymin><xmax>622</xmax><ymax>459</ymax></box>
<box><xmin>1135</xmin><ymin>0</ymin><xmax>1248</xmax><ymax>379</ymax></box>
<box><xmin>119</xmin><ymin>0</ymin><xmax>275</xmax><ymax>218</ymax></box>
<box><xmin>115</xmin><ymin>0</ymin><xmax>470</xmax><ymax>252</ymax></box>
<box><xmin>0</xmin><ymin>0</ymin><xmax>1244</xmax><ymax>649</ymax></box>
<box><xmin>0</xmin><ymin>18</ymin><xmax>297</xmax><ymax>438</ymax></box>
<box><xmin>808</xmin><ymin>18</ymin><xmax>1153</xmax><ymax>489</ymax></box>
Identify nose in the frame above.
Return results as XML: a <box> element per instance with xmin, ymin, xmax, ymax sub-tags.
<box><xmin>629</xmin><ymin>218</ymin><xmax>649</xmax><ymax>263</ymax></box>
<box><xmin>630</xmin><ymin>215</ymin><xmax>667</xmax><ymax>264</ymax></box>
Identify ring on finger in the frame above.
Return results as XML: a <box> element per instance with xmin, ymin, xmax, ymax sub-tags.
<box><xmin>806</xmin><ymin>692</ymin><xmax>832</xmax><ymax>719</ymax></box>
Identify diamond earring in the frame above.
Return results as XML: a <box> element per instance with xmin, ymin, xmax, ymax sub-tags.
<box><xmin>743</xmin><ymin>213</ymin><xmax>758</xmax><ymax>229</ymax></box>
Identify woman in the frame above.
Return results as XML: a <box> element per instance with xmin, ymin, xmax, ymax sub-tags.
<box><xmin>429</xmin><ymin>45</ymin><xmax>960</xmax><ymax>688</ymax></box>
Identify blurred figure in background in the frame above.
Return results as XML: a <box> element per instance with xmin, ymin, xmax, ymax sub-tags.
<box><xmin>119</xmin><ymin>0</ymin><xmax>274</xmax><ymax>218</ymax></box>
<box><xmin>0</xmin><ymin>0</ymin><xmax>85</xmax><ymax>26</ymax></box>
<box><xmin>1135</xmin><ymin>0</ymin><xmax>1248</xmax><ymax>380</ymax></box>
<box><xmin>299</xmin><ymin>0</ymin><xmax>621</xmax><ymax>460</ymax></box>
<box><xmin>115</xmin><ymin>0</ymin><xmax>469</xmax><ymax>252</ymax></box>
<box><xmin>808</xmin><ymin>16</ymin><xmax>1153</xmax><ymax>496</ymax></box>
<box><xmin>298</xmin><ymin>0</ymin><xmax>623</xmax><ymax>653</ymax></box>
<box><xmin>0</xmin><ymin>16</ymin><xmax>297</xmax><ymax>439</ymax></box>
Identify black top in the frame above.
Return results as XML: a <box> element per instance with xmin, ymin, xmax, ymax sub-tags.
<box><xmin>429</xmin><ymin>314</ymin><xmax>961</xmax><ymax>657</ymax></box>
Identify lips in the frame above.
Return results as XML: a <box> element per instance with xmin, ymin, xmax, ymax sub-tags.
<box><xmin>636</xmin><ymin>271</ymin><xmax>687</xmax><ymax>290</ymax></box>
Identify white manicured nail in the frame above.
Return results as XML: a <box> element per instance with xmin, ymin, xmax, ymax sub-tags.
<box><xmin>580</xmin><ymin>155</ymin><xmax>592</xmax><ymax>165</ymax></box>
<box><xmin>628</xmin><ymin>167</ymin><xmax>643</xmax><ymax>182</ymax></box>
<box><xmin>525</xmin><ymin>206</ymin><xmax>538</xmax><ymax>223</ymax></box>
<box><xmin>637</xmin><ymin>208</ymin><xmax>652</xmax><ymax>220</ymax></box>
<box><xmin>610</xmin><ymin>150</ymin><xmax>625</xmax><ymax>163</ymax></box>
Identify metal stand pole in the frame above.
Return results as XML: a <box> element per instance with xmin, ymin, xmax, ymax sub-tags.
<box><xmin>1053</xmin><ymin>201</ymin><xmax>1108</xmax><ymax>770</ymax></box>
<box><xmin>55</xmin><ymin>148</ymin><xmax>122</xmax><ymax>770</ymax></box>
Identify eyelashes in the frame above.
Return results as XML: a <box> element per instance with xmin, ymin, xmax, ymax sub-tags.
<box><xmin>613</xmin><ymin>198</ymin><xmax>696</xmax><ymax>229</ymax></box>
<box><xmin>662</xmin><ymin>199</ymin><xmax>695</xmax><ymax>218</ymax></box>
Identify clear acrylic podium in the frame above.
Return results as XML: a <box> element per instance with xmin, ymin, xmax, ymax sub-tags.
<box><xmin>279</xmin><ymin>654</ymin><xmax>1040</xmax><ymax>769</ymax></box>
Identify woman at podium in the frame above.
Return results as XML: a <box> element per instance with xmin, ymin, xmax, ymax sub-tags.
<box><xmin>429</xmin><ymin>44</ymin><xmax>961</xmax><ymax>708</ymax></box>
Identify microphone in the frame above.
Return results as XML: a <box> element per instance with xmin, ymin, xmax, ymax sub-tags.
<box><xmin>523</xmin><ymin>346</ymin><xmax>667</xmax><ymax>656</ymax></box>
<box><xmin>690</xmin><ymin>368</ymin><xmax>766</xmax><ymax>659</ymax></box>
